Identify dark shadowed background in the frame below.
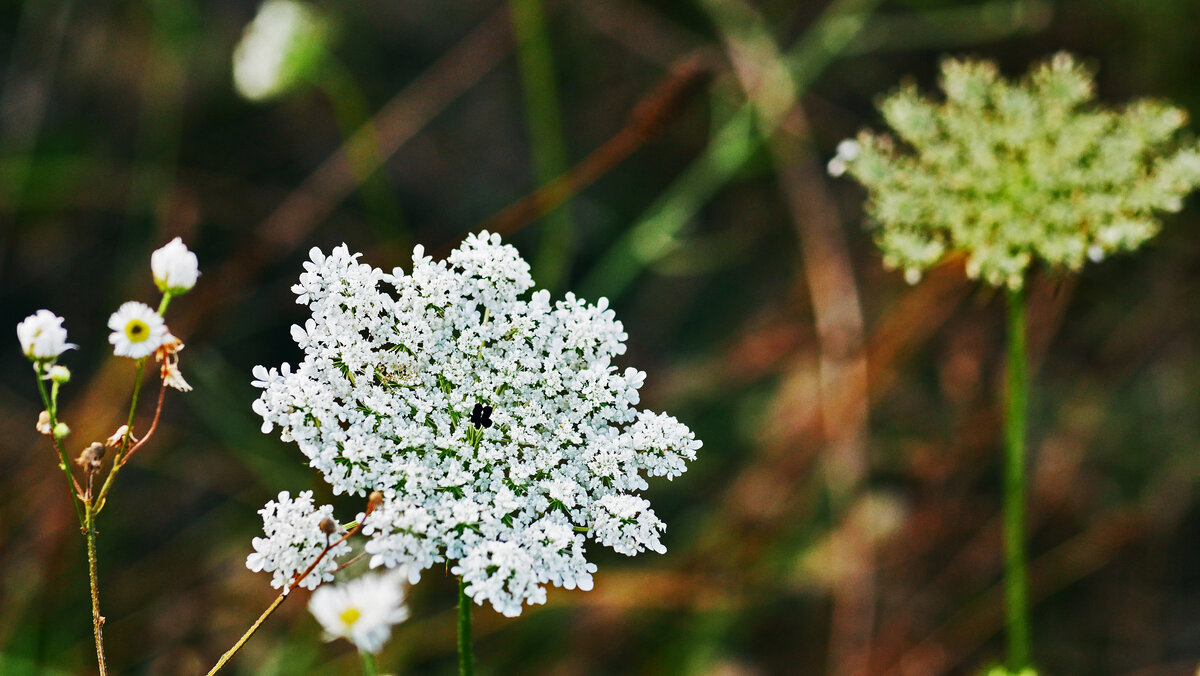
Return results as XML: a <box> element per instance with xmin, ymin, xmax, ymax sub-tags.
<box><xmin>3</xmin><ymin>0</ymin><xmax>1200</xmax><ymax>674</ymax></box>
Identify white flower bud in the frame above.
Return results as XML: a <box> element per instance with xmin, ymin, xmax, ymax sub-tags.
<box><xmin>151</xmin><ymin>237</ymin><xmax>199</xmax><ymax>294</ymax></box>
<box><xmin>16</xmin><ymin>310</ymin><xmax>75</xmax><ymax>362</ymax></box>
<box><xmin>49</xmin><ymin>365</ymin><xmax>71</xmax><ymax>384</ymax></box>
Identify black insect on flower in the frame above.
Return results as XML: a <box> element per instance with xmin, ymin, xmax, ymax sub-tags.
<box><xmin>469</xmin><ymin>402</ymin><xmax>493</xmax><ymax>430</ymax></box>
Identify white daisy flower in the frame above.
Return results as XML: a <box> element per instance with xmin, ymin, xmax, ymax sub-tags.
<box><xmin>308</xmin><ymin>571</ymin><xmax>409</xmax><ymax>654</ymax></box>
<box><xmin>17</xmin><ymin>310</ymin><xmax>75</xmax><ymax>362</ymax></box>
<box><xmin>107</xmin><ymin>301</ymin><xmax>167</xmax><ymax>359</ymax></box>
<box><xmin>151</xmin><ymin>237</ymin><xmax>199</xmax><ymax>294</ymax></box>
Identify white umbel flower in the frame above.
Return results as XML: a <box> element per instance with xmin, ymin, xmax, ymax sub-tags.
<box><xmin>151</xmin><ymin>237</ymin><xmax>199</xmax><ymax>294</ymax></box>
<box><xmin>246</xmin><ymin>491</ymin><xmax>351</xmax><ymax>593</ymax></box>
<box><xmin>308</xmin><ymin>571</ymin><xmax>409</xmax><ymax>654</ymax></box>
<box><xmin>252</xmin><ymin>233</ymin><xmax>702</xmax><ymax>617</ymax></box>
<box><xmin>17</xmin><ymin>310</ymin><xmax>75</xmax><ymax>362</ymax></box>
<box><xmin>107</xmin><ymin>301</ymin><xmax>167</xmax><ymax>359</ymax></box>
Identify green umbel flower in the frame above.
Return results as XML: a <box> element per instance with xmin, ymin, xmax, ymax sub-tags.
<box><xmin>832</xmin><ymin>53</ymin><xmax>1200</xmax><ymax>289</ymax></box>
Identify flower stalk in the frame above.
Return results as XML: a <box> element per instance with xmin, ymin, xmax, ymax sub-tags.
<box><xmin>1003</xmin><ymin>285</ymin><xmax>1031</xmax><ymax>669</ymax></box>
<box><xmin>457</xmin><ymin>577</ymin><xmax>474</xmax><ymax>676</ymax></box>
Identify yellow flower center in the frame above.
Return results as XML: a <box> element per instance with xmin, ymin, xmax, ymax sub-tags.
<box><xmin>125</xmin><ymin>320</ymin><xmax>150</xmax><ymax>343</ymax></box>
<box><xmin>339</xmin><ymin>607</ymin><xmax>361</xmax><ymax>627</ymax></box>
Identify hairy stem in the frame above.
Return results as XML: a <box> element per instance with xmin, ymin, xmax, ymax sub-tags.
<box><xmin>457</xmin><ymin>577</ymin><xmax>474</xmax><ymax>676</ymax></box>
<box><xmin>1004</xmin><ymin>284</ymin><xmax>1031</xmax><ymax>669</ymax></box>
<box><xmin>85</xmin><ymin>505</ymin><xmax>108</xmax><ymax>676</ymax></box>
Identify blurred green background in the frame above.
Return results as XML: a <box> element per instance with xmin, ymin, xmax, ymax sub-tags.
<box><xmin>4</xmin><ymin>0</ymin><xmax>1200</xmax><ymax>674</ymax></box>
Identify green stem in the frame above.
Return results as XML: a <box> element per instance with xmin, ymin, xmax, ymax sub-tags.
<box><xmin>95</xmin><ymin>293</ymin><xmax>168</xmax><ymax>514</ymax></box>
<box><xmin>313</xmin><ymin>57</ymin><xmax>409</xmax><ymax>245</ymax></box>
<box><xmin>510</xmin><ymin>0</ymin><xmax>573</xmax><ymax>291</ymax></box>
<box><xmin>85</xmin><ymin>505</ymin><xmax>108</xmax><ymax>676</ymax></box>
<box><xmin>359</xmin><ymin>650</ymin><xmax>379</xmax><ymax>676</ymax></box>
<box><xmin>93</xmin><ymin>359</ymin><xmax>147</xmax><ymax>513</ymax></box>
<box><xmin>33</xmin><ymin>364</ymin><xmax>84</xmax><ymax>526</ymax></box>
<box><xmin>1004</xmin><ymin>284</ymin><xmax>1031</xmax><ymax>670</ymax></box>
<box><xmin>457</xmin><ymin>577</ymin><xmax>474</xmax><ymax>676</ymax></box>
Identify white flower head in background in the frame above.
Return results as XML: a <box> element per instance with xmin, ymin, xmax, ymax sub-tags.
<box><xmin>831</xmin><ymin>52</ymin><xmax>1200</xmax><ymax>289</ymax></box>
<box><xmin>17</xmin><ymin>310</ymin><xmax>75</xmax><ymax>362</ymax></box>
<box><xmin>246</xmin><ymin>490</ymin><xmax>351</xmax><ymax>593</ymax></box>
<box><xmin>233</xmin><ymin>0</ymin><xmax>328</xmax><ymax>102</ymax></box>
<box><xmin>252</xmin><ymin>232</ymin><xmax>701</xmax><ymax>617</ymax></box>
<box><xmin>151</xmin><ymin>237</ymin><xmax>199</xmax><ymax>294</ymax></box>
<box><xmin>107</xmin><ymin>301</ymin><xmax>167</xmax><ymax>359</ymax></box>
<box><xmin>308</xmin><ymin>571</ymin><xmax>409</xmax><ymax>654</ymax></box>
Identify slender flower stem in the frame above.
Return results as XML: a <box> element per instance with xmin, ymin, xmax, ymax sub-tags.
<box><xmin>85</xmin><ymin>504</ymin><xmax>108</xmax><ymax>676</ymax></box>
<box><xmin>359</xmin><ymin>650</ymin><xmax>379</xmax><ymax>676</ymax></box>
<box><xmin>33</xmin><ymin>366</ymin><xmax>84</xmax><ymax>526</ymax></box>
<box><xmin>204</xmin><ymin>521</ymin><xmax>365</xmax><ymax>676</ymax></box>
<box><xmin>94</xmin><ymin>293</ymin><xmax>170</xmax><ymax>513</ymax></box>
<box><xmin>457</xmin><ymin>577</ymin><xmax>474</xmax><ymax>676</ymax></box>
<box><xmin>1004</xmin><ymin>284</ymin><xmax>1031</xmax><ymax>669</ymax></box>
<box><xmin>93</xmin><ymin>362</ymin><xmax>148</xmax><ymax>514</ymax></box>
<box><xmin>205</xmin><ymin>593</ymin><xmax>285</xmax><ymax>676</ymax></box>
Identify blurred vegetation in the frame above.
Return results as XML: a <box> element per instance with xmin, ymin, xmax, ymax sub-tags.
<box><xmin>3</xmin><ymin>0</ymin><xmax>1200</xmax><ymax>674</ymax></box>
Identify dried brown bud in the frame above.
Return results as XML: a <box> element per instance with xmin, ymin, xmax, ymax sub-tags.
<box><xmin>36</xmin><ymin>410</ymin><xmax>52</xmax><ymax>435</ymax></box>
<box><xmin>75</xmin><ymin>442</ymin><xmax>105</xmax><ymax>472</ymax></box>
<box><xmin>106</xmin><ymin>425</ymin><xmax>131</xmax><ymax>449</ymax></box>
<box><xmin>367</xmin><ymin>490</ymin><xmax>384</xmax><ymax>514</ymax></box>
<box><xmin>318</xmin><ymin>516</ymin><xmax>338</xmax><ymax>536</ymax></box>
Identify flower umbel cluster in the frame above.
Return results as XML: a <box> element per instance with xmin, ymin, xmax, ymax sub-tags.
<box><xmin>250</xmin><ymin>232</ymin><xmax>700</xmax><ymax>617</ymax></box>
<box><xmin>832</xmin><ymin>52</ymin><xmax>1200</xmax><ymax>288</ymax></box>
<box><xmin>246</xmin><ymin>491</ymin><xmax>352</xmax><ymax>593</ymax></box>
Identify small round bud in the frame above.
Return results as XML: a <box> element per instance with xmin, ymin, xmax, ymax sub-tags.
<box><xmin>318</xmin><ymin>516</ymin><xmax>338</xmax><ymax>536</ymax></box>
<box><xmin>36</xmin><ymin>410</ymin><xmax>52</xmax><ymax>435</ymax></box>
<box><xmin>49</xmin><ymin>365</ymin><xmax>71</xmax><ymax>384</ymax></box>
<box><xmin>76</xmin><ymin>442</ymin><xmax>105</xmax><ymax>471</ymax></box>
<box><xmin>53</xmin><ymin>422</ymin><xmax>70</xmax><ymax>438</ymax></box>
<box><xmin>367</xmin><ymin>490</ymin><xmax>384</xmax><ymax>514</ymax></box>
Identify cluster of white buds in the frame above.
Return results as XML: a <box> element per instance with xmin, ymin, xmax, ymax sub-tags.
<box><xmin>249</xmin><ymin>232</ymin><xmax>701</xmax><ymax>617</ymax></box>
